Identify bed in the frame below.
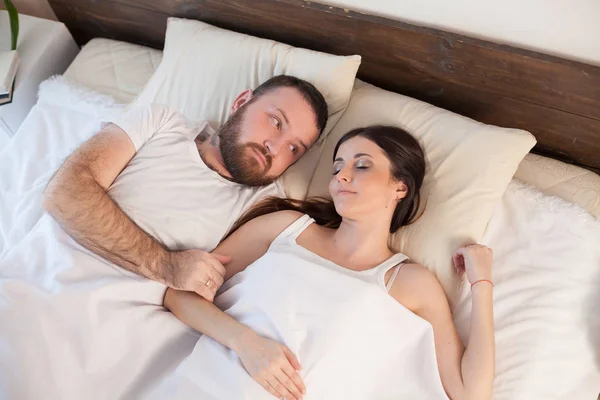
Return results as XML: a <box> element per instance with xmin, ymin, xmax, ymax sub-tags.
<box><xmin>0</xmin><ymin>0</ymin><xmax>599</xmax><ymax>399</ymax></box>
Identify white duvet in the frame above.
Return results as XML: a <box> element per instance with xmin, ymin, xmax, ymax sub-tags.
<box><xmin>0</xmin><ymin>77</ymin><xmax>598</xmax><ymax>400</ymax></box>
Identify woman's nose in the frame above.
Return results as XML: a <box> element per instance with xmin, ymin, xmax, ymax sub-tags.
<box><xmin>336</xmin><ymin>167</ymin><xmax>352</xmax><ymax>183</ymax></box>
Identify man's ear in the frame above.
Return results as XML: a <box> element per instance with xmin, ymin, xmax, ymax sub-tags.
<box><xmin>231</xmin><ymin>89</ymin><xmax>254</xmax><ymax>113</ymax></box>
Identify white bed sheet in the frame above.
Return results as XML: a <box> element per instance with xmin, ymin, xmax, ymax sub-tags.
<box><xmin>0</xmin><ymin>77</ymin><xmax>198</xmax><ymax>400</ymax></box>
<box><xmin>0</xmin><ymin>77</ymin><xmax>123</xmax><ymax>257</ymax></box>
<box><xmin>0</xmin><ymin>76</ymin><xmax>598</xmax><ymax>399</ymax></box>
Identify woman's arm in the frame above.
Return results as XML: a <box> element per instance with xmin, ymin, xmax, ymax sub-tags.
<box><xmin>389</xmin><ymin>245</ymin><xmax>494</xmax><ymax>400</ymax></box>
<box><xmin>164</xmin><ymin>210</ymin><xmax>307</xmax><ymax>400</ymax></box>
<box><xmin>460</xmin><ymin>281</ymin><xmax>494</xmax><ymax>399</ymax></box>
<box><xmin>164</xmin><ymin>288</ymin><xmax>252</xmax><ymax>350</ymax></box>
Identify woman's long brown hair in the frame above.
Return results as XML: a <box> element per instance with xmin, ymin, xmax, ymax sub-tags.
<box><xmin>227</xmin><ymin>125</ymin><xmax>426</xmax><ymax>238</ymax></box>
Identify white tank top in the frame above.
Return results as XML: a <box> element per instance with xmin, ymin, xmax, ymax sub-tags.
<box><xmin>285</xmin><ymin>215</ymin><xmax>408</xmax><ymax>292</ymax></box>
<box><xmin>150</xmin><ymin>214</ymin><xmax>449</xmax><ymax>400</ymax></box>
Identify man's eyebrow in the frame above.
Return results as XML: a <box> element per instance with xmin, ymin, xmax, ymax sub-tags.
<box><xmin>275</xmin><ymin>107</ymin><xmax>290</xmax><ymax>125</ymax></box>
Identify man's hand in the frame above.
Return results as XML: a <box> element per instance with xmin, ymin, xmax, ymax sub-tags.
<box><xmin>167</xmin><ymin>250</ymin><xmax>231</xmax><ymax>302</ymax></box>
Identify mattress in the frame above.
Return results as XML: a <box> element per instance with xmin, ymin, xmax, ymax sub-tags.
<box><xmin>64</xmin><ymin>38</ymin><xmax>600</xmax><ymax>218</ymax></box>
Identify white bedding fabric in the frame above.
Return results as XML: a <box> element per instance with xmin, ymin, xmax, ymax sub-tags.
<box><xmin>152</xmin><ymin>216</ymin><xmax>447</xmax><ymax>400</ymax></box>
<box><xmin>0</xmin><ymin>77</ymin><xmax>199</xmax><ymax>400</ymax></box>
<box><xmin>0</xmin><ymin>77</ymin><xmax>599</xmax><ymax>399</ymax></box>
<box><xmin>0</xmin><ymin>77</ymin><xmax>124</xmax><ymax>258</ymax></box>
<box><xmin>457</xmin><ymin>180</ymin><xmax>600</xmax><ymax>399</ymax></box>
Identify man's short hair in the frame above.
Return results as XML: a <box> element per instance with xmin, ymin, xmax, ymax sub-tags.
<box><xmin>252</xmin><ymin>75</ymin><xmax>328</xmax><ymax>137</ymax></box>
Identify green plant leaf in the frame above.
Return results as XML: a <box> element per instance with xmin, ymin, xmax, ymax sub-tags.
<box><xmin>4</xmin><ymin>0</ymin><xmax>19</xmax><ymax>50</ymax></box>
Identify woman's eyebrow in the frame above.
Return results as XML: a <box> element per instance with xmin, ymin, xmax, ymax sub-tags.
<box><xmin>354</xmin><ymin>153</ymin><xmax>372</xmax><ymax>159</ymax></box>
<box><xmin>334</xmin><ymin>153</ymin><xmax>372</xmax><ymax>162</ymax></box>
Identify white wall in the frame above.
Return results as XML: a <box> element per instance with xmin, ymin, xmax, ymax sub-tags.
<box><xmin>317</xmin><ymin>0</ymin><xmax>600</xmax><ymax>66</ymax></box>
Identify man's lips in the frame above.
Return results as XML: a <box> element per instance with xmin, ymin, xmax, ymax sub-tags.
<box><xmin>251</xmin><ymin>147</ymin><xmax>267</xmax><ymax>168</ymax></box>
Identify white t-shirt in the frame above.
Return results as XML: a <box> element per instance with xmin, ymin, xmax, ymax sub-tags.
<box><xmin>109</xmin><ymin>103</ymin><xmax>283</xmax><ymax>252</ymax></box>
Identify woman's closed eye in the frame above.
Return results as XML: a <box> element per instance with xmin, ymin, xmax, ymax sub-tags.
<box><xmin>355</xmin><ymin>160</ymin><xmax>371</xmax><ymax>170</ymax></box>
<box><xmin>333</xmin><ymin>161</ymin><xmax>370</xmax><ymax>175</ymax></box>
<box><xmin>332</xmin><ymin>162</ymin><xmax>343</xmax><ymax>175</ymax></box>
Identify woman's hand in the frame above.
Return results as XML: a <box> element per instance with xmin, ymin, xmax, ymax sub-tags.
<box><xmin>453</xmin><ymin>244</ymin><xmax>493</xmax><ymax>285</ymax></box>
<box><xmin>234</xmin><ymin>332</ymin><xmax>306</xmax><ymax>400</ymax></box>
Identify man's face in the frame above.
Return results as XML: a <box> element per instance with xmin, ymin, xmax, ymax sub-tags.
<box><xmin>219</xmin><ymin>87</ymin><xmax>321</xmax><ymax>186</ymax></box>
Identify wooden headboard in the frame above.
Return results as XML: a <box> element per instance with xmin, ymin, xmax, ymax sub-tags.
<box><xmin>48</xmin><ymin>0</ymin><xmax>600</xmax><ymax>173</ymax></box>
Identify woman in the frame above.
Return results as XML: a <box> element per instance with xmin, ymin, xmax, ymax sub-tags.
<box><xmin>160</xmin><ymin>126</ymin><xmax>495</xmax><ymax>400</ymax></box>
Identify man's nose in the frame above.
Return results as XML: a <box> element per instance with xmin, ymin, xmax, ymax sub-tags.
<box><xmin>264</xmin><ymin>139</ymin><xmax>282</xmax><ymax>157</ymax></box>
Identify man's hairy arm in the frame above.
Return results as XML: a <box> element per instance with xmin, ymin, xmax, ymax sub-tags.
<box><xmin>43</xmin><ymin>124</ymin><xmax>178</xmax><ymax>285</ymax></box>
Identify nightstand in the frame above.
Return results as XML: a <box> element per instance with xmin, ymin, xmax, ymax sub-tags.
<box><xmin>0</xmin><ymin>11</ymin><xmax>79</xmax><ymax>144</ymax></box>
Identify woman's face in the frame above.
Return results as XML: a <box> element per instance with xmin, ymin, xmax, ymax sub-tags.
<box><xmin>329</xmin><ymin>136</ymin><xmax>406</xmax><ymax>221</ymax></box>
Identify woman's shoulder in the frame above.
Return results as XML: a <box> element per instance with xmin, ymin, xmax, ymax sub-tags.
<box><xmin>390</xmin><ymin>263</ymin><xmax>448</xmax><ymax>313</ymax></box>
<box><xmin>398</xmin><ymin>262</ymin><xmax>435</xmax><ymax>280</ymax></box>
<box><xmin>234</xmin><ymin>210</ymin><xmax>306</xmax><ymax>242</ymax></box>
<box><xmin>253</xmin><ymin>209</ymin><xmax>306</xmax><ymax>227</ymax></box>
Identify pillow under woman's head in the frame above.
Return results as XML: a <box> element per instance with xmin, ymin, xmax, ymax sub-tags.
<box><xmin>308</xmin><ymin>80</ymin><xmax>536</xmax><ymax>305</ymax></box>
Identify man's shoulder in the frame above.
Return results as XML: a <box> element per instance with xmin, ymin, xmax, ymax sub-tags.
<box><xmin>144</xmin><ymin>103</ymin><xmax>212</xmax><ymax>139</ymax></box>
<box><xmin>145</xmin><ymin>103</ymin><xmax>187</xmax><ymax>125</ymax></box>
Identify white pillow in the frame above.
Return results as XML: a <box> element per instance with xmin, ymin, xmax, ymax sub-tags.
<box><xmin>133</xmin><ymin>18</ymin><xmax>361</xmax><ymax>199</ymax></box>
<box><xmin>307</xmin><ymin>80</ymin><xmax>536</xmax><ymax>304</ymax></box>
<box><xmin>454</xmin><ymin>180</ymin><xmax>600</xmax><ymax>399</ymax></box>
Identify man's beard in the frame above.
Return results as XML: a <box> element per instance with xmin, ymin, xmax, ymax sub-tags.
<box><xmin>218</xmin><ymin>104</ymin><xmax>276</xmax><ymax>187</ymax></box>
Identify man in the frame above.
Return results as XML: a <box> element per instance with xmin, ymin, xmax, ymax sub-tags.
<box><xmin>44</xmin><ymin>75</ymin><xmax>327</xmax><ymax>302</ymax></box>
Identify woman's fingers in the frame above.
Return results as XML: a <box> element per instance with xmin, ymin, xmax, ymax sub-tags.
<box><xmin>266</xmin><ymin>375</ymin><xmax>294</xmax><ymax>400</ymax></box>
<box><xmin>281</xmin><ymin>363</ymin><xmax>306</xmax><ymax>397</ymax></box>
<box><xmin>275</xmin><ymin>369</ymin><xmax>303</xmax><ymax>400</ymax></box>
<box><xmin>452</xmin><ymin>252</ymin><xmax>465</xmax><ymax>276</ymax></box>
<box><xmin>282</xmin><ymin>346</ymin><xmax>302</xmax><ymax>371</ymax></box>
<box><xmin>259</xmin><ymin>378</ymin><xmax>281</xmax><ymax>399</ymax></box>
<box><xmin>211</xmin><ymin>252</ymin><xmax>232</xmax><ymax>266</ymax></box>
<box><xmin>281</xmin><ymin>346</ymin><xmax>305</xmax><ymax>395</ymax></box>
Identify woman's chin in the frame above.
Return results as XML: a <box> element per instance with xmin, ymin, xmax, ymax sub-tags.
<box><xmin>332</xmin><ymin>201</ymin><xmax>354</xmax><ymax>219</ymax></box>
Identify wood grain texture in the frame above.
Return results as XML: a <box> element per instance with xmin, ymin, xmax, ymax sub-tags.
<box><xmin>48</xmin><ymin>0</ymin><xmax>600</xmax><ymax>171</ymax></box>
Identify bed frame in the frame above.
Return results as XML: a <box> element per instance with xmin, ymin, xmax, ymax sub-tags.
<box><xmin>48</xmin><ymin>0</ymin><xmax>600</xmax><ymax>173</ymax></box>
